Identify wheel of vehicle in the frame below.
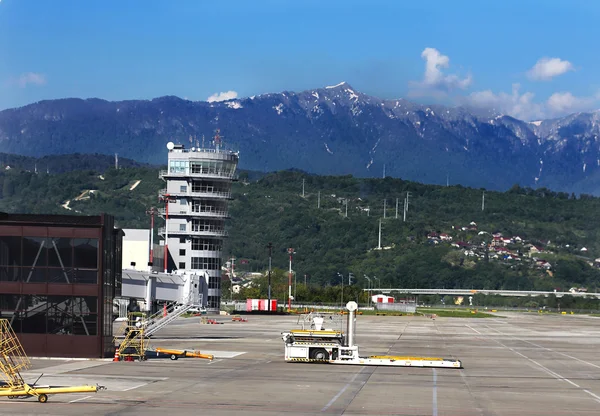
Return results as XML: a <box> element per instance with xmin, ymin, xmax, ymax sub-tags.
<box><xmin>170</xmin><ymin>354</ymin><xmax>178</xmax><ymax>360</ymax></box>
<box><xmin>38</xmin><ymin>394</ymin><xmax>48</xmax><ymax>403</ymax></box>
<box><xmin>7</xmin><ymin>395</ymin><xmax>15</xmax><ymax>399</ymax></box>
<box><xmin>310</xmin><ymin>348</ymin><xmax>330</xmax><ymax>361</ymax></box>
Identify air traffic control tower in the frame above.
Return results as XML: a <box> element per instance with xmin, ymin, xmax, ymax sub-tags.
<box><xmin>158</xmin><ymin>132</ymin><xmax>239</xmax><ymax>311</ymax></box>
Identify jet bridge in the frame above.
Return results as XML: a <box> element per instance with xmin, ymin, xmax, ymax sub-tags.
<box><xmin>114</xmin><ymin>269</ymin><xmax>207</xmax><ymax>357</ymax></box>
<box><xmin>116</xmin><ymin>269</ymin><xmax>208</xmax><ymax>318</ymax></box>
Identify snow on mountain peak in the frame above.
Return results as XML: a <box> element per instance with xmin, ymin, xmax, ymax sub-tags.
<box><xmin>325</xmin><ymin>81</ymin><xmax>347</xmax><ymax>89</ymax></box>
<box><xmin>226</xmin><ymin>101</ymin><xmax>243</xmax><ymax>109</ymax></box>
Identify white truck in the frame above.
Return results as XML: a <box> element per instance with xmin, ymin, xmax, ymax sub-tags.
<box><xmin>281</xmin><ymin>301</ymin><xmax>462</xmax><ymax>369</ymax></box>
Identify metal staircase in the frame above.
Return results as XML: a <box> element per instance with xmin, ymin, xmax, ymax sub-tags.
<box><xmin>117</xmin><ymin>320</ymin><xmax>147</xmax><ymax>361</ymax></box>
<box><xmin>144</xmin><ymin>295</ymin><xmax>197</xmax><ymax>337</ymax></box>
<box><xmin>115</xmin><ymin>294</ymin><xmax>197</xmax><ymax>360</ymax></box>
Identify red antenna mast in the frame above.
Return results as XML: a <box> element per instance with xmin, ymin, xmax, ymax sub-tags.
<box><xmin>145</xmin><ymin>207</ymin><xmax>158</xmax><ymax>267</ymax></box>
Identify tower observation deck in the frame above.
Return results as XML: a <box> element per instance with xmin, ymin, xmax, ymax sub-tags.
<box><xmin>158</xmin><ymin>133</ymin><xmax>239</xmax><ymax>311</ymax></box>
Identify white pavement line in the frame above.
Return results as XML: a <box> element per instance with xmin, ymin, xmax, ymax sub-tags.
<box><xmin>485</xmin><ymin>326</ymin><xmax>600</xmax><ymax>405</ymax></box>
<box><xmin>123</xmin><ymin>383</ymin><xmax>147</xmax><ymax>391</ymax></box>
<box><xmin>25</xmin><ymin>374</ymin><xmax>169</xmax><ymax>381</ymax></box>
<box><xmin>465</xmin><ymin>324</ymin><xmax>481</xmax><ymax>334</ymax></box>
<box><xmin>432</xmin><ymin>368</ymin><xmax>438</xmax><ymax>416</ymax></box>
<box><xmin>510</xmin><ymin>348</ymin><xmax>580</xmax><ymax>388</ymax></box>
<box><xmin>208</xmin><ymin>359</ymin><xmax>223</xmax><ymax>365</ymax></box>
<box><xmin>584</xmin><ymin>389</ymin><xmax>600</xmax><ymax>402</ymax></box>
<box><xmin>69</xmin><ymin>395</ymin><xmax>92</xmax><ymax>403</ymax></box>
<box><xmin>321</xmin><ymin>367</ymin><xmax>366</xmax><ymax>412</ymax></box>
<box><xmin>522</xmin><ymin>339</ymin><xmax>600</xmax><ymax>370</ymax></box>
<box><xmin>485</xmin><ymin>323</ymin><xmax>600</xmax><ymax>370</ymax></box>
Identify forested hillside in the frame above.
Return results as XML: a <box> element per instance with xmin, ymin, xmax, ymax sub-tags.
<box><xmin>0</xmin><ymin>152</ymin><xmax>150</xmax><ymax>174</ymax></box>
<box><xmin>2</xmin><ymin>165</ymin><xmax>600</xmax><ymax>293</ymax></box>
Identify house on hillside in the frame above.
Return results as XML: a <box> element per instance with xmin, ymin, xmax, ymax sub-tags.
<box><xmin>535</xmin><ymin>260</ymin><xmax>552</xmax><ymax>270</ymax></box>
<box><xmin>526</xmin><ymin>244</ymin><xmax>544</xmax><ymax>256</ymax></box>
<box><xmin>440</xmin><ymin>233</ymin><xmax>452</xmax><ymax>241</ymax></box>
<box><xmin>451</xmin><ymin>241</ymin><xmax>470</xmax><ymax>249</ymax></box>
<box><xmin>491</xmin><ymin>236</ymin><xmax>505</xmax><ymax>247</ymax></box>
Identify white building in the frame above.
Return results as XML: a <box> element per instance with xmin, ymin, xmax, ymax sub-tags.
<box><xmin>122</xmin><ymin>228</ymin><xmax>150</xmax><ymax>271</ymax></box>
<box><xmin>158</xmin><ymin>136</ymin><xmax>239</xmax><ymax>311</ymax></box>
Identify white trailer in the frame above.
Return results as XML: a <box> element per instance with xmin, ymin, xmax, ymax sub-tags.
<box><xmin>281</xmin><ymin>301</ymin><xmax>462</xmax><ymax>369</ymax></box>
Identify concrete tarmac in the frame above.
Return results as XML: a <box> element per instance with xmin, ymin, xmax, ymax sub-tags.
<box><xmin>2</xmin><ymin>311</ymin><xmax>600</xmax><ymax>415</ymax></box>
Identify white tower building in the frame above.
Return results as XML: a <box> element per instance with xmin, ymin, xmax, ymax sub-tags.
<box><xmin>158</xmin><ymin>132</ymin><xmax>239</xmax><ymax>311</ymax></box>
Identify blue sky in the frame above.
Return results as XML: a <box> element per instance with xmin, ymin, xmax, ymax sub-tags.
<box><xmin>1</xmin><ymin>0</ymin><xmax>599</xmax><ymax>120</ymax></box>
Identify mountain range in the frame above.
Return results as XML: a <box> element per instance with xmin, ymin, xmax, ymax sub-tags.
<box><xmin>2</xmin><ymin>82</ymin><xmax>600</xmax><ymax>194</ymax></box>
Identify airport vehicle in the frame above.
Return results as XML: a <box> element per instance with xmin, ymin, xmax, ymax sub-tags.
<box><xmin>281</xmin><ymin>302</ymin><xmax>462</xmax><ymax>368</ymax></box>
<box><xmin>153</xmin><ymin>348</ymin><xmax>213</xmax><ymax>361</ymax></box>
<box><xmin>0</xmin><ymin>319</ymin><xmax>105</xmax><ymax>403</ymax></box>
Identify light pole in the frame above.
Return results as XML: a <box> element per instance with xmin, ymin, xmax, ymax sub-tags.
<box><xmin>266</xmin><ymin>242</ymin><xmax>273</xmax><ymax>311</ymax></box>
<box><xmin>364</xmin><ymin>275</ymin><xmax>372</xmax><ymax>308</ymax></box>
<box><xmin>374</xmin><ymin>276</ymin><xmax>380</xmax><ymax>289</ymax></box>
<box><xmin>287</xmin><ymin>248</ymin><xmax>295</xmax><ymax>311</ymax></box>
<box><xmin>337</xmin><ymin>272</ymin><xmax>344</xmax><ymax>307</ymax></box>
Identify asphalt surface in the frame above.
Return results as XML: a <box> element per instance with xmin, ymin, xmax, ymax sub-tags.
<box><xmin>2</xmin><ymin>311</ymin><xmax>600</xmax><ymax>415</ymax></box>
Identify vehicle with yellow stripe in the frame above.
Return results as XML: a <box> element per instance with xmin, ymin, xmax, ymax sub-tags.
<box><xmin>281</xmin><ymin>302</ymin><xmax>462</xmax><ymax>369</ymax></box>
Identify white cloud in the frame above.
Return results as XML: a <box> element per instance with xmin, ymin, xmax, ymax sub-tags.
<box><xmin>527</xmin><ymin>57</ymin><xmax>574</xmax><ymax>81</ymax></box>
<box><xmin>405</xmin><ymin>48</ymin><xmax>593</xmax><ymax>120</ymax></box>
<box><xmin>207</xmin><ymin>90</ymin><xmax>238</xmax><ymax>102</ymax></box>
<box><xmin>409</xmin><ymin>47</ymin><xmax>472</xmax><ymax>97</ymax></box>
<box><xmin>546</xmin><ymin>92</ymin><xmax>597</xmax><ymax>115</ymax></box>
<box><xmin>12</xmin><ymin>72</ymin><xmax>47</xmax><ymax>88</ymax></box>
<box><xmin>466</xmin><ymin>84</ymin><xmax>544</xmax><ymax>121</ymax></box>
<box><xmin>464</xmin><ymin>85</ymin><xmax>599</xmax><ymax>120</ymax></box>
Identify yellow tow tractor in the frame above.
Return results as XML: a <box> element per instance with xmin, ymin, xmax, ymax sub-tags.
<box><xmin>0</xmin><ymin>319</ymin><xmax>106</xmax><ymax>403</ymax></box>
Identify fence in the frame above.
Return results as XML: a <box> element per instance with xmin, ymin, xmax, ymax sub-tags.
<box><xmin>374</xmin><ymin>303</ymin><xmax>417</xmax><ymax>313</ymax></box>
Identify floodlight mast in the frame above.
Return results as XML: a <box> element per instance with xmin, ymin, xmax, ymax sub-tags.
<box><xmin>267</xmin><ymin>243</ymin><xmax>273</xmax><ymax>311</ymax></box>
<box><xmin>161</xmin><ymin>141</ymin><xmax>176</xmax><ymax>273</ymax></box>
<box><xmin>288</xmin><ymin>248</ymin><xmax>295</xmax><ymax>311</ymax></box>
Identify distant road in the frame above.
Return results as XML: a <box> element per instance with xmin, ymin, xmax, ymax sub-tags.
<box><xmin>364</xmin><ymin>288</ymin><xmax>599</xmax><ymax>299</ymax></box>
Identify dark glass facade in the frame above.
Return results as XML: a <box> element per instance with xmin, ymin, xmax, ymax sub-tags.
<box><xmin>0</xmin><ymin>213</ymin><xmax>123</xmax><ymax>358</ymax></box>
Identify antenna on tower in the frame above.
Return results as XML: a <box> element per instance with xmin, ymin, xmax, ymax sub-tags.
<box><xmin>115</xmin><ymin>153</ymin><xmax>119</xmax><ymax>170</ymax></box>
<box><xmin>201</xmin><ymin>134</ymin><xmax>205</xmax><ymax>148</ymax></box>
<box><xmin>214</xmin><ymin>129</ymin><xmax>222</xmax><ymax>152</ymax></box>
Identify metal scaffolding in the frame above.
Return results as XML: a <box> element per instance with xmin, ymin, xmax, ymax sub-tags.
<box><xmin>0</xmin><ymin>319</ymin><xmax>105</xmax><ymax>403</ymax></box>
